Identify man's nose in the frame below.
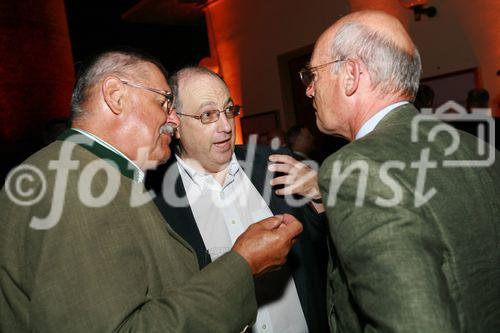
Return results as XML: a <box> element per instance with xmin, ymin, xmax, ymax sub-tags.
<box><xmin>167</xmin><ymin>109</ymin><xmax>180</xmax><ymax>127</ymax></box>
<box><xmin>217</xmin><ymin>111</ymin><xmax>232</xmax><ymax>132</ymax></box>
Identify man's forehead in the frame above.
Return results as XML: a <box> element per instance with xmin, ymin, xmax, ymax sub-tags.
<box><xmin>183</xmin><ymin>72</ymin><xmax>225</xmax><ymax>88</ymax></box>
<box><xmin>310</xmin><ymin>30</ymin><xmax>333</xmax><ymax>66</ymax></box>
<box><xmin>182</xmin><ymin>74</ymin><xmax>230</xmax><ymax>104</ymax></box>
<box><xmin>137</xmin><ymin>61</ymin><xmax>157</xmax><ymax>74</ymax></box>
<box><xmin>308</xmin><ymin>51</ymin><xmax>323</xmax><ymax>68</ymax></box>
<box><xmin>197</xmin><ymin>97</ymin><xmax>233</xmax><ymax>109</ymax></box>
<box><xmin>139</xmin><ymin>62</ymin><xmax>168</xmax><ymax>86</ymax></box>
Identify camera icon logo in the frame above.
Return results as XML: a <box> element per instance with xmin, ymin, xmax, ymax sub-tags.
<box><xmin>411</xmin><ymin>100</ymin><xmax>495</xmax><ymax>167</ymax></box>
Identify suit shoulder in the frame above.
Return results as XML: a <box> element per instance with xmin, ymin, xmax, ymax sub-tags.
<box><xmin>321</xmin><ymin>140</ymin><xmax>371</xmax><ymax>166</ymax></box>
<box><xmin>21</xmin><ymin>140</ymin><xmax>84</xmax><ymax>169</ymax></box>
<box><xmin>322</xmin><ymin>120</ymin><xmax>417</xmax><ymax>168</ymax></box>
<box><xmin>319</xmin><ymin>138</ymin><xmax>391</xmax><ymax>183</ymax></box>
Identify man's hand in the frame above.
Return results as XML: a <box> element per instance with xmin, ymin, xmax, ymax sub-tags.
<box><xmin>267</xmin><ymin>154</ymin><xmax>325</xmax><ymax>213</ymax></box>
<box><xmin>232</xmin><ymin>214</ymin><xmax>303</xmax><ymax>277</ymax></box>
<box><xmin>268</xmin><ymin>154</ymin><xmax>321</xmax><ymax>199</ymax></box>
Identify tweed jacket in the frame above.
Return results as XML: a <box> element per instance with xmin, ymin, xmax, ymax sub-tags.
<box><xmin>0</xmin><ymin>129</ymin><xmax>257</xmax><ymax>332</ymax></box>
<box><xmin>319</xmin><ymin>104</ymin><xmax>500</xmax><ymax>332</ymax></box>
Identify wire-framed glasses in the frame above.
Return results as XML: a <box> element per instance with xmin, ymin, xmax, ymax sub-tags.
<box><xmin>176</xmin><ymin>105</ymin><xmax>242</xmax><ymax>124</ymax></box>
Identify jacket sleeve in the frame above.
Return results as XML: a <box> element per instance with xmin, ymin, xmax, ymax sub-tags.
<box><xmin>0</xmin><ymin>169</ymin><xmax>256</xmax><ymax>333</ymax></box>
<box><xmin>319</xmin><ymin>151</ymin><xmax>460</xmax><ymax>333</ymax></box>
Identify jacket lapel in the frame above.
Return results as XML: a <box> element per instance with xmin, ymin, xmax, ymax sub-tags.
<box><xmin>153</xmin><ymin>162</ymin><xmax>210</xmax><ymax>269</ymax></box>
<box><xmin>235</xmin><ymin>146</ymin><xmax>315</xmax><ymax>329</ymax></box>
<box><xmin>235</xmin><ymin>146</ymin><xmax>289</xmax><ymax>215</ymax></box>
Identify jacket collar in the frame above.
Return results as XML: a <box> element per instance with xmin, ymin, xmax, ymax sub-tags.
<box><xmin>57</xmin><ymin>129</ymin><xmax>137</xmax><ymax>181</ymax></box>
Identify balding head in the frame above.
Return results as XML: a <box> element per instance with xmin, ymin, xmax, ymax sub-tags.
<box><xmin>69</xmin><ymin>49</ymin><xmax>180</xmax><ymax>168</ymax></box>
<box><xmin>70</xmin><ymin>50</ymin><xmax>167</xmax><ymax>121</ymax></box>
<box><xmin>314</xmin><ymin>10</ymin><xmax>421</xmax><ymax>100</ymax></box>
<box><xmin>339</xmin><ymin>11</ymin><xmax>413</xmax><ymax>51</ymax></box>
<box><xmin>168</xmin><ymin>66</ymin><xmax>225</xmax><ymax>113</ymax></box>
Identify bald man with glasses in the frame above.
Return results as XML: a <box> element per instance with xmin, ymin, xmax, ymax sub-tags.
<box><xmin>306</xmin><ymin>10</ymin><xmax>500</xmax><ymax>333</ymax></box>
<box><xmin>147</xmin><ymin>66</ymin><xmax>329</xmax><ymax>333</ymax></box>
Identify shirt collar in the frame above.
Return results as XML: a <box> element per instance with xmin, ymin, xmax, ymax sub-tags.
<box><xmin>71</xmin><ymin>128</ymin><xmax>144</xmax><ymax>183</ymax></box>
<box><xmin>176</xmin><ymin>153</ymin><xmax>240</xmax><ymax>188</ymax></box>
<box><xmin>355</xmin><ymin>101</ymin><xmax>409</xmax><ymax>140</ymax></box>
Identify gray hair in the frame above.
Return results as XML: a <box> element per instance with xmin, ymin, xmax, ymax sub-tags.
<box><xmin>329</xmin><ymin>21</ymin><xmax>421</xmax><ymax>101</ymax></box>
<box><xmin>168</xmin><ymin>66</ymin><xmax>225</xmax><ymax>113</ymax></box>
<box><xmin>70</xmin><ymin>50</ymin><xmax>167</xmax><ymax>120</ymax></box>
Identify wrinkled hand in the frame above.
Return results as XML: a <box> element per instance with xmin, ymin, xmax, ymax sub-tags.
<box><xmin>268</xmin><ymin>154</ymin><xmax>321</xmax><ymax>200</ymax></box>
<box><xmin>232</xmin><ymin>214</ymin><xmax>303</xmax><ymax>277</ymax></box>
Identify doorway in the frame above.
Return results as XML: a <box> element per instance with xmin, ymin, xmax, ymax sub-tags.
<box><xmin>278</xmin><ymin>47</ymin><xmax>348</xmax><ymax>163</ymax></box>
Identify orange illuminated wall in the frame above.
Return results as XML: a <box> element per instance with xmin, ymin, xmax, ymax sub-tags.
<box><xmin>449</xmin><ymin>0</ymin><xmax>500</xmax><ymax>116</ymax></box>
<box><xmin>348</xmin><ymin>0</ymin><xmax>499</xmax><ymax>116</ymax></box>
<box><xmin>349</xmin><ymin>0</ymin><xmax>411</xmax><ymax>27</ymax></box>
<box><xmin>204</xmin><ymin>1</ymin><xmax>244</xmax><ymax>144</ymax></box>
<box><xmin>0</xmin><ymin>0</ymin><xmax>75</xmax><ymax>143</ymax></box>
<box><xmin>203</xmin><ymin>0</ymin><xmax>499</xmax><ymax>122</ymax></box>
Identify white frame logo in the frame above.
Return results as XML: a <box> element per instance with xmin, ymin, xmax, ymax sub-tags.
<box><xmin>412</xmin><ymin>100</ymin><xmax>495</xmax><ymax>167</ymax></box>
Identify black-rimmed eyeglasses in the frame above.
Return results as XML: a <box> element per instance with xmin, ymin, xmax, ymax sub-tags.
<box><xmin>176</xmin><ymin>105</ymin><xmax>241</xmax><ymax>124</ymax></box>
<box><xmin>298</xmin><ymin>59</ymin><xmax>346</xmax><ymax>87</ymax></box>
<box><xmin>121</xmin><ymin>80</ymin><xmax>174</xmax><ymax>113</ymax></box>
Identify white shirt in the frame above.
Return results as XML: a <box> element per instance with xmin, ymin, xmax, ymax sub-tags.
<box><xmin>355</xmin><ymin>101</ymin><xmax>409</xmax><ymax>140</ymax></box>
<box><xmin>72</xmin><ymin>128</ymin><xmax>144</xmax><ymax>183</ymax></box>
<box><xmin>176</xmin><ymin>154</ymin><xmax>309</xmax><ymax>333</ymax></box>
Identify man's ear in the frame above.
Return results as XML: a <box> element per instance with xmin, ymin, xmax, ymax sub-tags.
<box><xmin>102</xmin><ymin>76</ymin><xmax>125</xmax><ymax>115</ymax></box>
<box><xmin>343</xmin><ymin>59</ymin><xmax>362</xmax><ymax>97</ymax></box>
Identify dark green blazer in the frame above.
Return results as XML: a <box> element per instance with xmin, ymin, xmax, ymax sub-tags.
<box><xmin>0</xmin><ymin>130</ymin><xmax>257</xmax><ymax>332</ymax></box>
<box><xmin>319</xmin><ymin>104</ymin><xmax>500</xmax><ymax>332</ymax></box>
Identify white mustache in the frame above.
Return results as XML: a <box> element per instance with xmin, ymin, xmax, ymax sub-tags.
<box><xmin>160</xmin><ymin>123</ymin><xmax>177</xmax><ymax>137</ymax></box>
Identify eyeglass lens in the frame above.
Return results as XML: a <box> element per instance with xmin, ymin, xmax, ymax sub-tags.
<box><xmin>299</xmin><ymin>70</ymin><xmax>315</xmax><ymax>87</ymax></box>
<box><xmin>201</xmin><ymin>106</ymin><xmax>240</xmax><ymax>124</ymax></box>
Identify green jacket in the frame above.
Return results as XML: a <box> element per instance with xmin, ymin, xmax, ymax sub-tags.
<box><xmin>0</xmin><ymin>130</ymin><xmax>257</xmax><ymax>332</ymax></box>
<box><xmin>319</xmin><ymin>104</ymin><xmax>500</xmax><ymax>332</ymax></box>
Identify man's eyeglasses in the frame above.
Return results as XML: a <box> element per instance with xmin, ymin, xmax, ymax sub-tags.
<box><xmin>298</xmin><ymin>59</ymin><xmax>345</xmax><ymax>87</ymax></box>
<box><xmin>176</xmin><ymin>105</ymin><xmax>241</xmax><ymax>124</ymax></box>
<box><xmin>121</xmin><ymin>80</ymin><xmax>174</xmax><ymax>113</ymax></box>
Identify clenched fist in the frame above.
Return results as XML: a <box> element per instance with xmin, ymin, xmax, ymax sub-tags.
<box><xmin>232</xmin><ymin>214</ymin><xmax>303</xmax><ymax>277</ymax></box>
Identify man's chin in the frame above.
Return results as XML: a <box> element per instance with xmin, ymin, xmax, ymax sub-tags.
<box><xmin>147</xmin><ymin>148</ymin><xmax>171</xmax><ymax>170</ymax></box>
<box><xmin>213</xmin><ymin>150</ymin><xmax>233</xmax><ymax>167</ymax></box>
<box><xmin>159</xmin><ymin>147</ymin><xmax>172</xmax><ymax>164</ymax></box>
<box><xmin>157</xmin><ymin>155</ymin><xmax>169</xmax><ymax>167</ymax></box>
<box><xmin>316</xmin><ymin>117</ymin><xmax>327</xmax><ymax>134</ymax></box>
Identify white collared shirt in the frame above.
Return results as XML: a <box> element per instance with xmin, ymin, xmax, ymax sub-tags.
<box><xmin>176</xmin><ymin>154</ymin><xmax>308</xmax><ymax>333</ymax></box>
<box><xmin>72</xmin><ymin>128</ymin><xmax>144</xmax><ymax>183</ymax></box>
<box><xmin>355</xmin><ymin>101</ymin><xmax>409</xmax><ymax>140</ymax></box>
